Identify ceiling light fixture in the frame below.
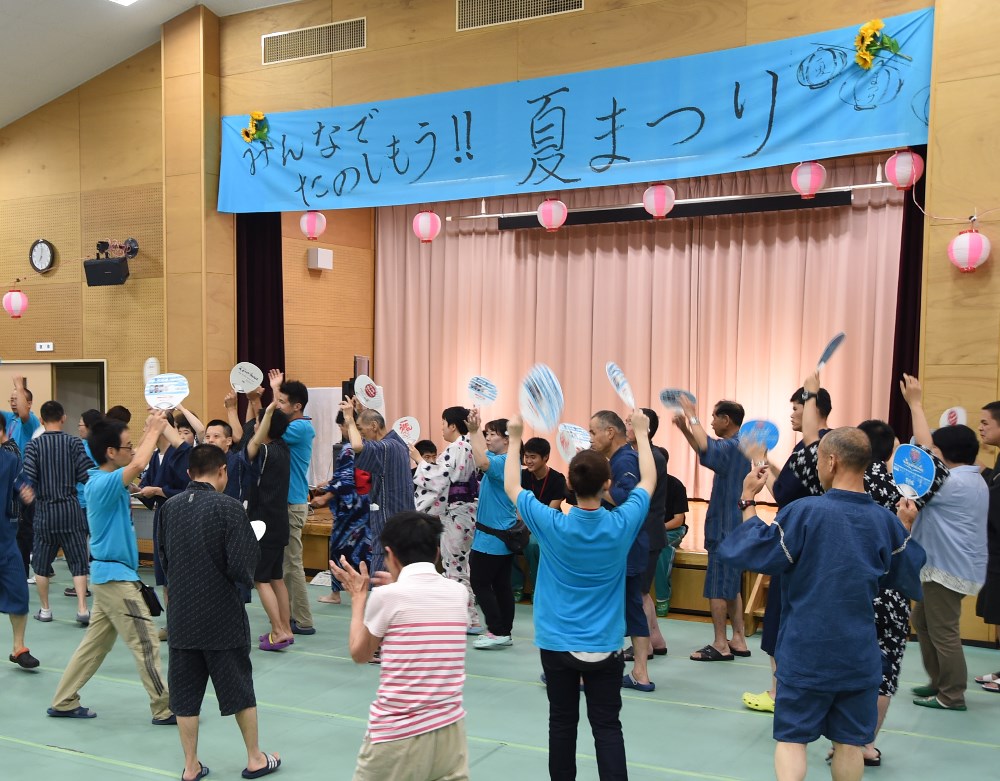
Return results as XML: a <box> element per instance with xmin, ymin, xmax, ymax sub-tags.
<box><xmin>106</xmin><ymin>0</ymin><xmax>143</xmax><ymax>7</ymax></box>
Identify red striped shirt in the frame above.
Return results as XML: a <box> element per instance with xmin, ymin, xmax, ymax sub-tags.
<box><xmin>363</xmin><ymin>562</ymin><xmax>468</xmax><ymax>743</ymax></box>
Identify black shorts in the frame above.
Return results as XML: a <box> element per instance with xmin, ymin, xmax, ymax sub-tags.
<box><xmin>168</xmin><ymin>646</ymin><xmax>256</xmax><ymax>717</ymax></box>
<box><xmin>254</xmin><ymin>545</ymin><xmax>283</xmax><ymax>583</ymax></box>
<box><xmin>624</xmin><ymin>574</ymin><xmax>649</xmax><ymax>638</ymax></box>
<box><xmin>640</xmin><ymin>548</ymin><xmax>662</xmax><ymax>594</ymax></box>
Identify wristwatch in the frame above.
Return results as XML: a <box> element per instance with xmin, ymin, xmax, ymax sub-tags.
<box><xmin>799</xmin><ymin>390</ymin><xmax>817</xmax><ymax>403</ymax></box>
<box><xmin>737</xmin><ymin>499</ymin><xmax>756</xmax><ymax>511</ymax></box>
<box><xmin>688</xmin><ymin>416</ymin><xmax>700</xmax><ymax>426</ymax></box>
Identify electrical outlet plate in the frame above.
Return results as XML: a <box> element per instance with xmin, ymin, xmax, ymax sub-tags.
<box><xmin>35</xmin><ymin>342</ymin><xmax>53</xmax><ymax>352</ymax></box>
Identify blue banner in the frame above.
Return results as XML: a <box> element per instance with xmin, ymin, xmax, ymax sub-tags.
<box><xmin>218</xmin><ymin>9</ymin><xmax>933</xmax><ymax>213</ymax></box>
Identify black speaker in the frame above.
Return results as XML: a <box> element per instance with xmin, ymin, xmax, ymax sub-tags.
<box><xmin>84</xmin><ymin>257</ymin><xmax>130</xmax><ymax>286</ymax></box>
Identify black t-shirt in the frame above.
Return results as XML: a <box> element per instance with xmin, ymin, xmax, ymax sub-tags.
<box><xmin>665</xmin><ymin>474</ymin><xmax>689</xmax><ymax>519</ymax></box>
<box><xmin>521</xmin><ymin>467</ymin><xmax>567</xmax><ymax>506</ymax></box>
<box><xmin>244</xmin><ymin>439</ymin><xmax>291</xmax><ymax>548</ymax></box>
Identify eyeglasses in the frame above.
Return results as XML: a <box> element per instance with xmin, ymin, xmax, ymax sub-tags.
<box><xmin>115</xmin><ymin>443</ymin><xmax>135</xmax><ymax>451</ymax></box>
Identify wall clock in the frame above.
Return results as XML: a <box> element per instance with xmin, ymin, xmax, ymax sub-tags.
<box><xmin>29</xmin><ymin>239</ymin><xmax>55</xmax><ymax>274</ymax></box>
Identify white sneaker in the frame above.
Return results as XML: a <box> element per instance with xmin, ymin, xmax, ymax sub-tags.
<box><xmin>26</xmin><ymin>576</ymin><xmax>36</xmax><ymax>585</ymax></box>
<box><xmin>473</xmin><ymin>633</ymin><xmax>512</xmax><ymax>650</ymax></box>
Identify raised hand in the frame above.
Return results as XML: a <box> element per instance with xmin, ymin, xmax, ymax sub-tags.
<box><xmin>329</xmin><ymin>555</ymin><xmax>371</xmax><ymax>595</ymax></box>
<box><xmin>899</xmin><ymin>374</ymin><xmax>922</xmax><ymax>407</ymax></box>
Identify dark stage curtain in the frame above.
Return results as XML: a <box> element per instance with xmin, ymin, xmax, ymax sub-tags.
<box><xmin>887</xmin><ymin>145</ymin><xmax>927</xmax><ymax>443</ymax></box>
<box><xmin>236</xmin><ymin>212</ymin><xmax>284</xmax><ymax>416</ymax></box>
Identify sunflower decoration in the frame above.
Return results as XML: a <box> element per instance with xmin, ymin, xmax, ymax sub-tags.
<box><xmin>853</xmin><ymin>18</ymin><xmax>910</xmax><ymax>70</ymax></box>
<box><xmin>241</xmin><ymin>111</ymin><xmax>269</xmax><ymax>144</ymax></box>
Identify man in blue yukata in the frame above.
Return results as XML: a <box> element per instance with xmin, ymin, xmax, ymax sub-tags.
<box><xmin>718</xmin><ymin>427</ymin><xmax>925</xmax><ymax>781</ymax></box>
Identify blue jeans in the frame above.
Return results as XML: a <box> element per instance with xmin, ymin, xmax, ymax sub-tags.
<box><xmin>653</xmin><ymin>525</ymin><xmax>688</xmax><ymax>605</ymax></box>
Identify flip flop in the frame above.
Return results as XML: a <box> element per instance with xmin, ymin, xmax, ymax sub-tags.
<box><xmin>182</xmin><ymin>762</ymin><xmax>210</xmax><ymax>781</ymax></box>
<box><xmin>728</xmin><ymin>644</ymin><xmax>751</xmax><ymax>658</ymax></box>
<box><xmin>242</xmin><ymin>753</ymin><xmax>281</xmax><ymax>779</ymax></box>
<box><xmin>981</xmin><ymin>682</ymin><xmax>1000</xmax><ymax>693</ymax></box>
<box><xmin>690</xmin><ymin>645</ymin><xmax>733</xmax><ymax>662</ymax></box>
<box><xmin>259</xmin><ymin>634</ymin><xmax>292</xmax><ymax>652</ymax></box>
<box><xmin>975</xmin><ymin>671</ymin><xmax>1000</xmax><ymax>684</ymax></box>
<box><xmin>258</xmin><ymin>633</ymin><xmax>293</xmax><ymax>646</ymax></box>
<box><xmin>47</xmin><ymin>706</ymin><xmax>97</xmax><ymax>718</ymax></box>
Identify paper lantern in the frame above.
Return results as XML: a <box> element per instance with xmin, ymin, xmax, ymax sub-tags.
<box><xmin>299</xmin><ymin>211</ymin><xmax>327</xmax><ymax>241</ymax></box>
<box><xmin>537</xmin><ymin>199</ymin><xmax>568</xmax><ymax>232</ymax></box>
<box><xmin>884</xmin><ymin>151</ymin><xmax>924</xmax><ymax>191</ymax></box>
<box><xmin>790</xmin><ymin>162</ymin><xmax>826</xmax><ymax>199</ymax></box>
<box><xmin>643</xmin><ymin>184</ymin><xmax>676</xmax><ymax>219</ymax></box>
<box><xmin>412</xmin><ymin>211</ymin><xmax>442</xmax><ymax>243</ymax></box>
<box><xmin>948</xmin><ymin>229</ymin><xmax>991</xmax><ymax>273</ymax></box>
<box><xmin>2</xmin><ymin>289</ymin><xmax>28</xmax><ymax>319</ymax></box>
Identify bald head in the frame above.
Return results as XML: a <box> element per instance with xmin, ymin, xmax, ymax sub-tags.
<box><xmin>817</xmin><ymin>427</ymin><xmax>872</xmax><ymax>490</ymax></box>
<box><xmin>358</xmin><ymin>409</ymin><xmax>386</xmax><ymax>430</ymax></box>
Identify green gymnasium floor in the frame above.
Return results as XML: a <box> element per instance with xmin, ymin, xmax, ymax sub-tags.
<box><xmin>4</xmin><ymin>562</ymin><xmax>999</xmax><ymax>780</ymax></box>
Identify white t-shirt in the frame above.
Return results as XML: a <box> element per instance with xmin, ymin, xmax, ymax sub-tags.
<box><xmin>363</xmin><ymin>562</ymin><xmax>468</xmax><ymax>742</ymax></box>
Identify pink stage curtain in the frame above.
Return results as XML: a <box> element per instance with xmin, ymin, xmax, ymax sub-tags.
<box><xmin>374</xmin><ymin>155</ymin><xmax>903</xmax><ymax>551</ymax></box>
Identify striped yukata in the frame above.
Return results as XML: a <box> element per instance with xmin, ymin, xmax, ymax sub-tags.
<box><xmin>22</xmin><ymin>431</ymin><xmax>93</xmax><ymax>577</ymax></box>
<box><xmin>353</xmin><ymin>561</ymin><xmax>469</xmax><ymax>780</ymax></box>
<box><xmin>356</xmin><ymin>430</ymin><xmax>416</xmax><ymax>576</ymax></box>
<box><xmin>699</xmin><ymin>436</ymin><xmax>750</xmax><ymax>600</ymax></box>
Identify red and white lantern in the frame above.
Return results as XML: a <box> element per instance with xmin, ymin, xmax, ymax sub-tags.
<box><xmin>643</xmin><ymin>184</ymin><xmax>676</xmax><ymax>219</ymax></box>
<box><xmin>412</xmin><ymin>211</ymin><xmax>442</xmax><ymax>243</ymax></box>
<box><xmin>299</xmin><ymin>211</ymin><xmax>327</xmax><ymax>241</ymax></box>
<box><xmin>948</xmin><ymin>228</ymin><xmax>991</xmax><ymax>273</ymax></box>
<box><xmin>790</xmin><ymin>161</ymin><xmax>826</xmax><ymax>199</ymax></box>
<box><xmin>2</xmin><ymin>289</ymin><xmax>28</xmax><ymax>319</ymax></box>
<box><xmin>884</xmin><ymin>150</ymin><xmax>924</xmax><ymax>191</ymax></box>
<box><xmin>537</xmin><ymin>199</ymin><xmax>568</xmax><ymax>232</ymax></box>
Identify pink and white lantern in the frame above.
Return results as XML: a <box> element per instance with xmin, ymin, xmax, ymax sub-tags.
<box><xmin>948</xmin><ymin>228</ymin><xmax>991</xmax><ymax>273</ymax></box>
<box><xmin>884</xmin><ymin>150</ymin><xmax>925</xmax><ymax>191</ymax></box>
<box><xmin>3</xmin><ymin>289</ymin><xmax>28</xmax><ymax>319</ymax></box>
<box><xmin>643</xmin><ymin>184</ymin><xmax>676</xmax><ymax>219</ymax></box>
<box><xmin>790</xmin><ymin>161</ymin><xmax>826</xmax><ymax>199</ymax></box>
<box><xmin>537</xmin><ymin>199</ymin><xmax>568</xmax><ymax>232</ymax></box>
<box><xmin>412</xmin><ymin>210</ymin><xmax>442</xmax><ymax>243</ymax></box>
<box><xmin>299</xmin><ymin>211</ymin><xmax>327</xmax><ymax>241</ymax></box>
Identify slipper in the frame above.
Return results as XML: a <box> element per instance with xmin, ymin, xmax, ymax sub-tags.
<box><xmin>981</xmin><ymin>682</ymin><xmax>1000</xmax><ymax>693</ymax></box>
<box><xmin>9</xmin><ymin>648</ymin><xmax>39</xmax><ymax>669</ymax></box>
<box><xmin>621</xmin><ymin>674</ymin><xmax>655</xmax><ymax>692</ymax></box>
<box><xmin>728</xmin><ymin>644</ymin><xmax>751</xmax><ymax>658</ymax></box>
<box><xmin>690</xmin><ymin>645</ymin><xmax>733</xmax><ymax>662</ymax></box>
<box><xmin>47</xmin><ymin>706</ymin><xmax>97</xmax><ymax>719</ymax></box>
<box><xmin>912</xmin><ymin>695</ymin><xmax>967</xmax><ymax>711</ymax></box>
<box><xmin>622</xmin><ymin>646</ymin><xmax>652</xmax><ymax>661</ymax></box>
<box><xmin>242</xmin><ymin>753</ymin><xmax>281</xmax><ymax>779</ymax></box>
<box><xmin>865</xmin><ymin>748</ymin><xmax>882</xmax><ymax>767</ymax></box>
<box><xmin>742</xmin><ymin>691</ymin><xmax>775</xmax><ymax>713</ymax></box>
<box><xmin>259</xmin><ymin>634</ymin><xmax>292</xmax><ymax>652</ymax></box>
<box><xmin>182</xmin><ymin>763</ymin><xmax>210</xmax><ymax>781</ymax></box>
<box><xmin>259</xmin><ymin>633</ymin><xmax>293</xmax><ymax>646</ymax></box>
<box><xmin>975</xmin><ymin>671</ymin><xmax>1000</xmax><ymax>684</ymax></box>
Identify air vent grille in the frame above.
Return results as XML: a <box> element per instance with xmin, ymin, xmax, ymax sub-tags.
<box><xmin>457</xmin><ymin>0</ymin><xmax>583</xmax><ymax>31</ymax></box>
<box><xmin>262</xmin><ymin>18</ymin><xmax>366</xmax><ymax>65</ymax></box>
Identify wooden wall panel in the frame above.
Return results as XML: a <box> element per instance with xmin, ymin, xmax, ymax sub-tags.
<box><xmin>80</xmin><ymin>183</ymin><xmax>164</xmax><ymax>281</ymax></box>
<box><xmin>280</xmin><ymin>209</ymin><xmax>372</xmax><ymax>249</ymax></box>
<box><xmin>164</xmin><ymin>173</ymin><xmax>204</xmax><ymax>275</ymax></box>
<box><xmin>163</xmin><ymin>74</ymin><xmax>203</xmax><ymax>178</ymax></box>
<box><xmin>0</xmin><ymin>283</ymin><xmax>83</xmax><ymax>359</ymax></box>
<box><xmin>931</xmin><ymin>0</ymin><xmax>1000</xmax><ymax>84</ymax></box>
<box><xmin>220</xmin><ymin>0</ymin><xmax>333</xmax><ymax>77</ymax></box>
<box><xmin>0</xmin><ymin>94</ymin><xmax>81</xmax><ymax>201</ymax></box>
<box><xmin>221</xmin><ymin>58</ymin><xmax>334</xmax><ymax>117</ymax></box>
<box><xmin>79</xmin><ymin>44</ymin><xmax>161</xmax><ymax>100</ymax></box>
<box><xmin>746</xmin><ymin>0</ymin><xmax>929</xmax><ymax>44</ymax></box>
<box><xmin>0</xmin><ymin>194</ymin><xmax>82</xmax><ymax>288</ymax></box>
<box><xmin>284</xmin><ymin>325</ymin><xmax>374</xmax><ymax>388</ymax></box>
<box><xmin>79</xmin><ymin>82</ymin><xmax>162</xmax><ymax>191</ymax></box>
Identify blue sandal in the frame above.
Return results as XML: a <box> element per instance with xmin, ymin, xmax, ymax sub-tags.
<box><xmin>47</xmin><ymin>706</ymin><xmax>97</xmax><ymax>719</ymax></box>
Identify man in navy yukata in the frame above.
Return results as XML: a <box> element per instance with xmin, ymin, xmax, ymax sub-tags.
<box><xmin>718</xmin><ymin>427</ymin><xmax>925</xmax><ymax>781</ymax></box>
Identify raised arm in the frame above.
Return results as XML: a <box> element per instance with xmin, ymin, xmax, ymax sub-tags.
<box><xmin>247</xmin><ymin>401</ymin><xmax>276</xmax><ymax>460</ymax></box>
<box><xmin>631</xmin><ymin>409</ymin><xmax>657</xmax><ymax>496</ymax></box>
<box><xmin>801</xmin><ymin>370</ymin><xmax>821</xmax><ymax>446</ymax></box>
<box><xmin>224</xmin><ymin>391</ymin><xmax>244</xmax><ymax>444</ymax></box>
<box><xmin>900</xmin><ymin>374</ymin><xmax>933</xmax><ymax>449</ymax></box>
<box><xmin>175</xmin><ymin>403</ymin><xmax>205</xmax><ymax>441</ymax></box>
<box><xmin>504</xmin><ymin>416</ymin><xmax>526</xmax><ymax>504</ymax></box>
<box><xmin>467</xmin><ymin>407</ymin><xmax>490</xmax><ymax>471</ymax></box>
<box><xmin>674</xmin><ymin>396</ymin><xmax>708</xmax><ymax>453</ymax></box>
<box><xmin>11</xmin><ymin>376</ymin><xmax>30</xmax><ymax>423</ymax></box>
<box><xmin>340</xmin><ymin>397</ymin><xmax>364</xmax><ymax>453</ymax></box>
<box><xmin>125</xmin><ymin>412</ymin><xmax>168</xmax><ymax>485</ymax></box>
<box><xmin>245</xmin><ymin>386</ymin><xmax>263</xmax><ymax>423</ymax></box>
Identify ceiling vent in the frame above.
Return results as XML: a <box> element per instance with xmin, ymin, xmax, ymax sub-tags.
<box><xmin>262</xmin><ymin>18</ymin><xmax>366</xmax><ymax>65</ymax></box>
<box><xmin>457</xmin><ymin>0</ymin><xmax>583</xmax><ymax>31</ymax></box>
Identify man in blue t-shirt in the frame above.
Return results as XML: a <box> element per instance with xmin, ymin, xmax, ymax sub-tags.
<box><xmin>4</xmin><ymin>375</ymin><xmax>41</xmax><ymax>579</ymax></box>
<box><xmin>269</xmin><ymin>369</ymin><xmax>316</xmax><ymax>636</ymax></box>
<box><xmin>719</xmin><ymin>427</ymin><xmax>925</xmax><ymax>781</ymax></box>
<box><xmin>674</xmin><ymin>395</ymin><xmax>751</xmax><ymax>662</ymax></box>
<box><xmin>504</xmin><ymin>409</ymin><xmax>656</xmax><ymax>781</ymax></box>
<box><xmin>49</xmin><ymin>412</ymin><xmax>174</xmax><ymax>723</ymax></box>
